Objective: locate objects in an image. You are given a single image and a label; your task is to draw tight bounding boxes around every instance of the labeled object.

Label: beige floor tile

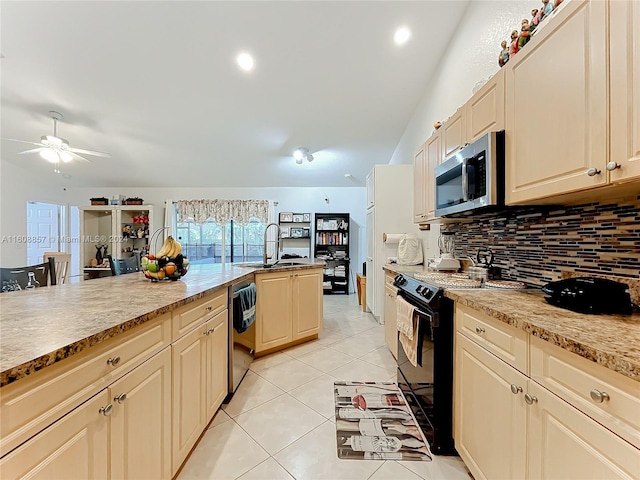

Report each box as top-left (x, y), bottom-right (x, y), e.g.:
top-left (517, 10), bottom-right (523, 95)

top-left (236, 458), bottom-right (294, 480)
top-left (329, 358), bottom-right (395, 383)
top-left (315, 331), bottom-right (346, 347)
top-left (255, 357), bottom-right (324, 391)
top-left (282, 340), bottom-right (325, 358)
top-left (222, 371), bottom-right (285, 417)
top-left (359, 346), bottom-right (398, 371)
top-left (274, 421), bottom-right (382, 480)
top-left (369, 461), bottom-right (422, 479)
top-left (234, 394), bottom-right (326, 455)
top-left (329, 337), bottom-right (379, 358)
top-left (397, 455), bottom-right (471, 480)
top-left (288, 373), bottom-right (338, 419)
top-left (297, 348), bottom-right (354, 373)
top-left (250, 352), bottom-right (292, 373)
top-left (208, 408), bottom-right (231, 429)
top-left (177, 420), bottom-right (269, 480)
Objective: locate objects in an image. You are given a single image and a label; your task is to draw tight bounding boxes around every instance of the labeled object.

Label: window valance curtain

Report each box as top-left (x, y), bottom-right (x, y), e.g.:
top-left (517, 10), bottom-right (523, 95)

top-left (176, 199), bottom-right (269, 225)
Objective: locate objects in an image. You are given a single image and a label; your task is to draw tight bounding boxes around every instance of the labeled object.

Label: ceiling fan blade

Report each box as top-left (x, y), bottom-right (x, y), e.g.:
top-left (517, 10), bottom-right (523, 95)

top-left (6, 138), bottom-right (45, 147)
top-left (18, 148), bottom-right (45, 155)
top-left (68, 151), bottom-right (91, 162)
top-left (68, 147), bottom-right (111, 158)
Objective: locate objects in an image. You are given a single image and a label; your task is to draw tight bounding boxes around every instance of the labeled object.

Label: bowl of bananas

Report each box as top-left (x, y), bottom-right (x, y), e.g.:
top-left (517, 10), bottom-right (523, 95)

top-left (142, 234), bottom-right (190, 281)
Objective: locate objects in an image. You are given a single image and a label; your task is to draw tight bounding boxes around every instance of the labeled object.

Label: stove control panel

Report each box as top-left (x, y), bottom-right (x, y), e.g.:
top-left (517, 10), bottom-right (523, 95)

top-left (393, 273), bottom-right (441, 305)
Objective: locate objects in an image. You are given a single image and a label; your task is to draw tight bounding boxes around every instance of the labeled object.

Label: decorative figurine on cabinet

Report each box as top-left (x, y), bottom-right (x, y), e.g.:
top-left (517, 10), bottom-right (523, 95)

top-left (509, 30), bottom-right (519, 57)
top-left (498, 40), bottom-right (509, 67)
top-left (540, 0), bottom-right (554, 22)
top-left (122, 224), bottom-right (132, 238)
top-left (530, 9), bottom-right (540, 33)
top-left (518, 22), bottom-right (531, 49)
top-left (554, 0), bottom-right (563, 8)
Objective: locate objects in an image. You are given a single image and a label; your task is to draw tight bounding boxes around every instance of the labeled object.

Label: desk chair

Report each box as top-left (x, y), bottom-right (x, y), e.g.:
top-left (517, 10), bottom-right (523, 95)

top-left (43, 252), bottom-right (71, 285)
top-left (107, 254), bottom-right (141, 276)
top-left (0, 257), bottom-right (56, 292)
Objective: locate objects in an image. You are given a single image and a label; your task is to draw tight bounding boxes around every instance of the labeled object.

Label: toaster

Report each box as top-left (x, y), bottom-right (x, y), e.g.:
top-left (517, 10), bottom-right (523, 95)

top-left (541, 277), bottom-right (634, 315)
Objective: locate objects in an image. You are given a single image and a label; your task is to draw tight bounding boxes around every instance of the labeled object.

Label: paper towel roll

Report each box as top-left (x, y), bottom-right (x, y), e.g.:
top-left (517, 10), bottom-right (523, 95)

top-left (382, 233), bottom-right (404, 244)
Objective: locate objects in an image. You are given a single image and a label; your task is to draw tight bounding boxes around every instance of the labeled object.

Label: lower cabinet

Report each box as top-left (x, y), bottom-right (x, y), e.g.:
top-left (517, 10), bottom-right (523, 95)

top-left (0, 348), bottom-right (172, 479)
top-left (383, 277), bottom-right (398, 359)
top-left (454, 304), bottom-right (640, 480)
top-left (255, 268), bottom-right (322, 353)
top-left (172, 308), bottom-right (228, 476)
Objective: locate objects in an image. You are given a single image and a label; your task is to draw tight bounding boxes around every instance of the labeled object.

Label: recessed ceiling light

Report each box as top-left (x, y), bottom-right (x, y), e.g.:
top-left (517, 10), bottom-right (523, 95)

top-left (236, 52), bottom-right (255, 72)
top-left (394, 26), bottom-right (411, 46)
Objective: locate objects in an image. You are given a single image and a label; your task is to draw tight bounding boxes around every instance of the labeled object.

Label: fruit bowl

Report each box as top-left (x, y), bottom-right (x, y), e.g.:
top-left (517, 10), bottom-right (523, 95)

top-left (142, 235), bottom-right (189, 281)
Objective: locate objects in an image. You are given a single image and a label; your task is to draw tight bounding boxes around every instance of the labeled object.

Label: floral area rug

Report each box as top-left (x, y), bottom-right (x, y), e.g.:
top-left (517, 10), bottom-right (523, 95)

top-left (334, 381), bottom-right (432, 461)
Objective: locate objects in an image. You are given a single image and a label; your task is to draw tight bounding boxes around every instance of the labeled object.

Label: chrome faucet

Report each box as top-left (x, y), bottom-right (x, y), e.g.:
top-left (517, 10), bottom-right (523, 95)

top-left (263, 223), bottom-right (282, 267)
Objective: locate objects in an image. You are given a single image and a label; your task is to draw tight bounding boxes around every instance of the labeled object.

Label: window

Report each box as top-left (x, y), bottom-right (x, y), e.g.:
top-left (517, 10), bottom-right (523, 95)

top-left (176, 218), bottom-right (266, 264)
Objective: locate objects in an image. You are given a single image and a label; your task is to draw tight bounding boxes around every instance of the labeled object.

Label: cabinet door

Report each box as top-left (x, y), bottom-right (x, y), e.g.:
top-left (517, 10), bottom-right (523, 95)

top-left (255, 271), bottom-right (293, 352)
top-left (413, 145), bottom-right (427, 223)
top-left (292, 269), bottom-right (323, 340)
top-left (610, 0), bottom-right (640, 184)
top-left (0, 391), bottom-right (108, 479)
top-left (527, 381), bottom-right (640, 480)
top-left (172, 324), bottom-right (207, 474)
top-left (454, 332), bottom-right (526, 480)
top-left (505, 0), bottom-right (608, 203)
top-left (466, 69), bottom-right (505, 143)
top-left (205, 309), bottom-right (228, 421)
top-left (383, 285), bottom-right (398, 359)
top-left (366, 169), bottom-right (375, 209)
top-left (110, 347), bottom-right (172, 480)
top-left (441, 107), bottom-right (466, 160)
top-left (424, 131), bottom-right (442, 219)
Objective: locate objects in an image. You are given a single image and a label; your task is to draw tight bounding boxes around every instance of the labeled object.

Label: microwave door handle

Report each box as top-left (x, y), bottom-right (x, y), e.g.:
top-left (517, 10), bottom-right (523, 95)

top-left (462, 158), bottom-right (469, 201)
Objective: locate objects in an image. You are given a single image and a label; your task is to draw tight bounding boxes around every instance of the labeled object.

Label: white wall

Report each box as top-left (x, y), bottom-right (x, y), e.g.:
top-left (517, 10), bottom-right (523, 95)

top-left (393, 0), bottom-right (537, 257)
top-left (0, 160), bottom-right (70, 266)
top-left (67, 186), bottom-right (366, 291)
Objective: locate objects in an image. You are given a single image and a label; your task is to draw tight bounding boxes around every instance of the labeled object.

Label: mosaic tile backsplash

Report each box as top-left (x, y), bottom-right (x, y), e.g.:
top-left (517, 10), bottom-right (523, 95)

top-left (442, 195), bottom-right (640, 288)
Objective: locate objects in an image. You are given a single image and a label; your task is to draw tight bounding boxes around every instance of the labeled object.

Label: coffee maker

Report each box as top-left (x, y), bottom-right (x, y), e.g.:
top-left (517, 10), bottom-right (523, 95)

top-left (432, 232), bottom-right (460, 271)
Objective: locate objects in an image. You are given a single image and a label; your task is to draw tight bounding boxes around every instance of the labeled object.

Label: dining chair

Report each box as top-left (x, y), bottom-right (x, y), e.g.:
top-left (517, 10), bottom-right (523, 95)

top-left (0, 257), bottom-right (56, 292)
top-left (107, 254), bottom-right (141, 276)
top-left (43, 252), bottom-right (71, 285)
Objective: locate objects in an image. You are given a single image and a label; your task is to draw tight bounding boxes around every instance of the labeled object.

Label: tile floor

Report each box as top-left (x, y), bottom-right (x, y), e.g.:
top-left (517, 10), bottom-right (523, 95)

top-left (178, 294), bottom-right (470, 480)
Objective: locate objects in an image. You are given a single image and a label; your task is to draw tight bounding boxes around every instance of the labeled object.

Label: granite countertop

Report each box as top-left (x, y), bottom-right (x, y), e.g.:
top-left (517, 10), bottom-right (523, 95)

top-left (382, 264), bottom-right (640, 382)
top-left (0, 261), bottom-right (325, 387)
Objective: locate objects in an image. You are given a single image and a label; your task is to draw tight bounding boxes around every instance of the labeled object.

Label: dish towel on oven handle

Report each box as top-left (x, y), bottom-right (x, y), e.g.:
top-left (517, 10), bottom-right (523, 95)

top-left (396, 296), bottom-right (420, 367)
top-left (233, 283), bottom-right (256, 333)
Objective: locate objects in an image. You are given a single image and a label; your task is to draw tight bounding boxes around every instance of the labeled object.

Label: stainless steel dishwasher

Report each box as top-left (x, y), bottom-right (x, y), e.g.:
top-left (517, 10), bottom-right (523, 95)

top-left (227, 279), bottom-right (256, 396)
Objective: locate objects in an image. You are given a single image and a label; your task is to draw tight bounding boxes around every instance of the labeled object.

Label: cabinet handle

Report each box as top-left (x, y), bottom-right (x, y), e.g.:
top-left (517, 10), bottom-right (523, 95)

top-left (204, 329), bottom-right (210, 336)
top-left (114, 393), bottom-right (127, 404)
top-left (524, 393), bottom-right (538, 405)
top-left (106, 356), bottom-right (121, 367)
top-left (589, 389), bottom-right (610, 403)
top-left (99, 404), bottom-right (113, 416)
top-left (475, 326), bottom-right (485, 334)
top-left (586, 167), bottom-right (601, 177)
top-left (206, 305), bottom-right (213, 311)
top-left (606, 161), bottom-right (621, 171)
top-left (510, 384), bottom-right (523, 395)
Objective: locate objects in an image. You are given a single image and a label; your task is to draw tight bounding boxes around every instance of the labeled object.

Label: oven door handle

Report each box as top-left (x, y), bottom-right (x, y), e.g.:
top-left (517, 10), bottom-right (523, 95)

top-left (462, 158), bottom-right (469, 202)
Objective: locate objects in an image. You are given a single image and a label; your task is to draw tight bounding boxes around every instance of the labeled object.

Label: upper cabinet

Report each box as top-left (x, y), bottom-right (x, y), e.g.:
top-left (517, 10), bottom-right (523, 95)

top-left (505, 0), bottom-right (639, 204)
top-left (441, 107), bottom-right (466, 161)
top-left (413, 144), bottom-right (427, 224)
top-left (466, 68), bottom-right (505, 144)
top-left (610, 0), bottom-right (640, 183)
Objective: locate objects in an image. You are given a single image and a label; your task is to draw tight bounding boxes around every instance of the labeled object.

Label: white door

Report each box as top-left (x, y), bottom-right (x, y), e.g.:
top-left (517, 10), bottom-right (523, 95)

top-left (365, 209), bottom-right (375, 314)
top-left (27, 202), bottom-right (62, 265)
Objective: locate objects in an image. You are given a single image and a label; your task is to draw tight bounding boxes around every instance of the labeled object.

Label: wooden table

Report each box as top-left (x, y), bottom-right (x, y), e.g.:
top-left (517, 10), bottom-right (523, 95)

top-left (356, 274), bottom-right (366, 312)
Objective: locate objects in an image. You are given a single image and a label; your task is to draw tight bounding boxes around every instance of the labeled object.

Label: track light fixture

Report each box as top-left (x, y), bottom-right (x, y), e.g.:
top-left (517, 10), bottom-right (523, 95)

top-left (293, 147), bottom-right (313, 164)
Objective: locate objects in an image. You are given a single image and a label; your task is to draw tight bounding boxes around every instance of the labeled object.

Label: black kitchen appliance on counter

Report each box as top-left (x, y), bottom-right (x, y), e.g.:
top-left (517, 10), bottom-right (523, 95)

top-left (542, 277), bottom-right (634, 315)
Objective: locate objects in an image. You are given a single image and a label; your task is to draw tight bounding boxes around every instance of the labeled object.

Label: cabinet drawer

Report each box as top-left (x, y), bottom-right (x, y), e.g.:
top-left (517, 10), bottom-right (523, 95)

top-left (531, 336), bottom-right (640, 449)
top-left (0, 313), bottom-right (170, 457)
top-left (456, 304), bottom-right (528, 373)
top-left (172, 289), bottom-right (227, 340)
top-left (385, 272), bottom-right (396, 289)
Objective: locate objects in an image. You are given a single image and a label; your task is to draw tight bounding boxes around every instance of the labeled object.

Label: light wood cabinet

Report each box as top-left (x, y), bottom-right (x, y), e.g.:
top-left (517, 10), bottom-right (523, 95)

top-left (383, 274), bottom-right (398, 359)
top-left (466, 68), bottom-right (505, 144)
top-left (413, 144), bottom-right (427, 224)
top-left (504, 0), bottom-right (609, 203)
top-left (441, 107), bottom-right (466, 161)
top-left (110, 348), bottom-right (172, 480)
top-left (255, 268), bottom-right (323, 353)
top-left (455, 303), bottom-right (640, 480)
top-left (413, 132), bottom-right (442, 225)
top-left (171, 307), bottom-right (228, 475)
top-left (610, 0), bottom-right (640, 184)
top-left (0, 391), bottom-right (109, 479)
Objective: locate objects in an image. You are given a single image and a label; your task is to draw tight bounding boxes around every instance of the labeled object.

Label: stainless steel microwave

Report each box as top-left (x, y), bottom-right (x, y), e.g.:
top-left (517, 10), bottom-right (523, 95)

top-left (434, 131), bottom-right (505, 217)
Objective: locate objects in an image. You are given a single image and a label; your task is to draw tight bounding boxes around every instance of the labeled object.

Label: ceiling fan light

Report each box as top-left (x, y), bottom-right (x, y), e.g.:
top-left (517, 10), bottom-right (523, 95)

top-left (40, 148), bottom-right (59, 163)
top-left (293, 148), bottom-right (305, 161)
top-left (306, 154), bottom-right (314, 162)
top-left (59, 151), bottom-right (73, 163)
top-left (43, 135), bottom-right (65, 147)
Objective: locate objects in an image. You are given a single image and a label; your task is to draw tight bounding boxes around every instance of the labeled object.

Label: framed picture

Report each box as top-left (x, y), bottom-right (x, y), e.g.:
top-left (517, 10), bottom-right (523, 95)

top-left (292, 214), bottom-right (304, 223)
top-left (290, 227), bottom-right (303, 238)
top-left (302, 227), bottom-right (310, 237)
top-left (279, 212), bottom-right (293, 223)
top-left (303, 213), bottom-right (311, 222)
top-left (280, 227), bottom-right (290, 238)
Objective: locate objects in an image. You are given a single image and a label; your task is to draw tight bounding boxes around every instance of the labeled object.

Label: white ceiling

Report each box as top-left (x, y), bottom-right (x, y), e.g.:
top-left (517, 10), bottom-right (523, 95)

top-left (0, 1), bottom-right (469, 188)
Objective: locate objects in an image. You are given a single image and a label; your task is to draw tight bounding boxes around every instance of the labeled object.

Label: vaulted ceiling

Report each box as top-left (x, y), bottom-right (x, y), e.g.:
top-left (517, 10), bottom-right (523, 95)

top-left (1, 1), bottom-right (469, 188)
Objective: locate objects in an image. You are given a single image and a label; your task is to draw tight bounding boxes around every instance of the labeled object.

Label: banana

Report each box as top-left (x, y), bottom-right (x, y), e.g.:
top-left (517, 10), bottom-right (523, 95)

top-left (147, 269), bottom-right (166, 280)
top-left (156, 237), bottom-right (174, 258)
top-left (169, 238), bottom-right (182, 257)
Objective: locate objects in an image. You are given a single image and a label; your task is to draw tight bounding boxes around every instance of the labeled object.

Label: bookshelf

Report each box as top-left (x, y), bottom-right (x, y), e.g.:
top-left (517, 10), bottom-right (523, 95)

top-left (278, 212), bottom-right (311, 257)
top-left (314, 213), bottom-right (349, 294)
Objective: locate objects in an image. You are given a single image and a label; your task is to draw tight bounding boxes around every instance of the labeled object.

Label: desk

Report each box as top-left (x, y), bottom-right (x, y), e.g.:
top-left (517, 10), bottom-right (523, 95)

top-left (356, 274), bottom-right (366, 312)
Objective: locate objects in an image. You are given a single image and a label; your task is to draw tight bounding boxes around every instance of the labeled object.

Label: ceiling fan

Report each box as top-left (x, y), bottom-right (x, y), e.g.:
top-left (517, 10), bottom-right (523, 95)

top-left (7, 111), bottom-right (111, 172)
